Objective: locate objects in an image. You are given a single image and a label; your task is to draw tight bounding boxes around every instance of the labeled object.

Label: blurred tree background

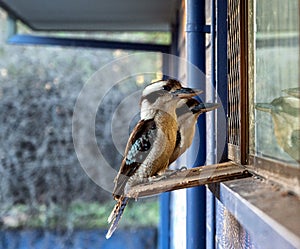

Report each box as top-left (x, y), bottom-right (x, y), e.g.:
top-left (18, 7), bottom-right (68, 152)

top-left (0, 9), bottom-right (168, 230)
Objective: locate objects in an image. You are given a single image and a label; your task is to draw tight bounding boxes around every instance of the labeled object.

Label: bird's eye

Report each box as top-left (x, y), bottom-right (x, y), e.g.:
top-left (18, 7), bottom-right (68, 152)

top-left (163, 85), bottom-right (172, 91)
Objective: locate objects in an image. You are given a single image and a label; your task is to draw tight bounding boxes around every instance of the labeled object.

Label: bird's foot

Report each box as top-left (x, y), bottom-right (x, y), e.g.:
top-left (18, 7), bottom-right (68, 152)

top-left (148, 174), bottom-right (168, 182)
top-left (149, 166), bottom-right (188, 182)
top-left (164, 166), bottom-right (187, 177)
top-left (178, 166), bottom-right (188, 172)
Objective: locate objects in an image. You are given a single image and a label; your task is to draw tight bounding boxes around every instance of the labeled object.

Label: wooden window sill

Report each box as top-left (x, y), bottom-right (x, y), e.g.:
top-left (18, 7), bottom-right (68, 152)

top-left (126, 161), bottom-right (250, 198)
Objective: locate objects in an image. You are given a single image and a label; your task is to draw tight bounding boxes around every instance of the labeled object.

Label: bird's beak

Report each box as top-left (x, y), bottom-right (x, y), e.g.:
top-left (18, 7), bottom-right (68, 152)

top-left (172, 87), bottom-right (203, 98)
top-left (255, 103), bottom-right (272, 113)
top-left (191, 103), bottom-right (219, 113)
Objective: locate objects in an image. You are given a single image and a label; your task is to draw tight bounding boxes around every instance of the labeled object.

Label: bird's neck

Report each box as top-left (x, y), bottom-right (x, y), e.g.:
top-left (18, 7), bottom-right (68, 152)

top-left (140, 107), bottom-right (157, 120)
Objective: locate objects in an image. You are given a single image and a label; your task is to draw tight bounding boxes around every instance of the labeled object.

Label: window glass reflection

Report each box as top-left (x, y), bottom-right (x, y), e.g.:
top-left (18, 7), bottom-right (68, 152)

top-left (254, 0), bottom-right (299, 165)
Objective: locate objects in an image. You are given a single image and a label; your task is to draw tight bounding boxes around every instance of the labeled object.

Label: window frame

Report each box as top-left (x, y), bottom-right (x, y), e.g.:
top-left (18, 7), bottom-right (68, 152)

top-left (210, 0), bottom-right (300, 247)
top-left (246, 0), bottom-right (300, 194)
top-left (227, 0), bottom-right (300, 187)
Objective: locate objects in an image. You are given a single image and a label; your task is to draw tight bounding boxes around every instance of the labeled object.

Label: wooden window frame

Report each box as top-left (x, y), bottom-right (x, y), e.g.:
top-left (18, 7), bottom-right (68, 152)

top-left (212, 0), bottom-right (300, 247)
top-left (244, 0), bottom-right (300, 196)
top-left (227, 0), bottom-right (300, 193)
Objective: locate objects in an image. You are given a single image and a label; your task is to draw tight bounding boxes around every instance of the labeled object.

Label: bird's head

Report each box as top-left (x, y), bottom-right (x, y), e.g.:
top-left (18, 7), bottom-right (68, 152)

top-left (176, 98), bottom-right (219, 119)
top-left (140, 79), bottom-right (202, 119)
top-left (256, 96), bottom-right (299, 116)
top-left (190, 101), bottom-right (219, 114)
top-left (141, 79), bottom-right (202, 105)
top-left (141, 79), bottom-right (202, 118)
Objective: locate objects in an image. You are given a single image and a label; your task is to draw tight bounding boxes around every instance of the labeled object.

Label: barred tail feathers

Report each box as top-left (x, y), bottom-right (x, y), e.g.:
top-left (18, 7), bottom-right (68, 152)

top-left (106, 197), bottom-right (129, 239)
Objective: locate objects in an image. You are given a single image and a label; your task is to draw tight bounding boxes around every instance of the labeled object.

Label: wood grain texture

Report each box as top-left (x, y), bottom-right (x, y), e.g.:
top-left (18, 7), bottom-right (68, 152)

top-left (126, 161), bottom-right (251, 198)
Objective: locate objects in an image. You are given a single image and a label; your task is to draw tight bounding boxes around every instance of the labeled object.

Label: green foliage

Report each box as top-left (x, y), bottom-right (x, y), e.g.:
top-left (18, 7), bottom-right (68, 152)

top-left (0, 10), bottom-right (162, 232)
top-left (0, 200), bottom-right (159, 229)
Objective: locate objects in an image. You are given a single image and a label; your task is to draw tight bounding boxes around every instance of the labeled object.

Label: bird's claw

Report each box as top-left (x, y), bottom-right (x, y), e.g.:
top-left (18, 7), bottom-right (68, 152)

top-left (148, 174), bottom-right (167, 182)
top-left (149, 166), bottom-right (188, 181)
top-left (178, 166), bottom-right (187, 171)
top-left (164, 166), bottom-right (187, 177)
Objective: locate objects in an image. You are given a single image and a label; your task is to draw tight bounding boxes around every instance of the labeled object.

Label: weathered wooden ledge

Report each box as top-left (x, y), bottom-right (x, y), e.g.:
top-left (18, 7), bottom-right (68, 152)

top-left (126, 161), bottom-right (251, 198)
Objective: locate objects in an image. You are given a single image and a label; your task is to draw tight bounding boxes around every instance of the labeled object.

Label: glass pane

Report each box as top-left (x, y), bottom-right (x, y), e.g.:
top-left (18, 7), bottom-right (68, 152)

top-left (253, 0), bottom-right (299, 166)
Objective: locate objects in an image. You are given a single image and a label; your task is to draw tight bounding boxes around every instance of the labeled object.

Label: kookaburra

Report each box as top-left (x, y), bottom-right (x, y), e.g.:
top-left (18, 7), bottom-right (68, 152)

top-left (256, 88), bottom-right (300, 163)
top-left (169, 98), bottom-right (219, 165)
top-left (106, 79), bottom-right (202, 239)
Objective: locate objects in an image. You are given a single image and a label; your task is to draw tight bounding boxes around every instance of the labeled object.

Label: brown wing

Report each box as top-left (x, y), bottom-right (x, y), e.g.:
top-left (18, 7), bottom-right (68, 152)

top-left (113, 118), bottom-right (157, 197)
